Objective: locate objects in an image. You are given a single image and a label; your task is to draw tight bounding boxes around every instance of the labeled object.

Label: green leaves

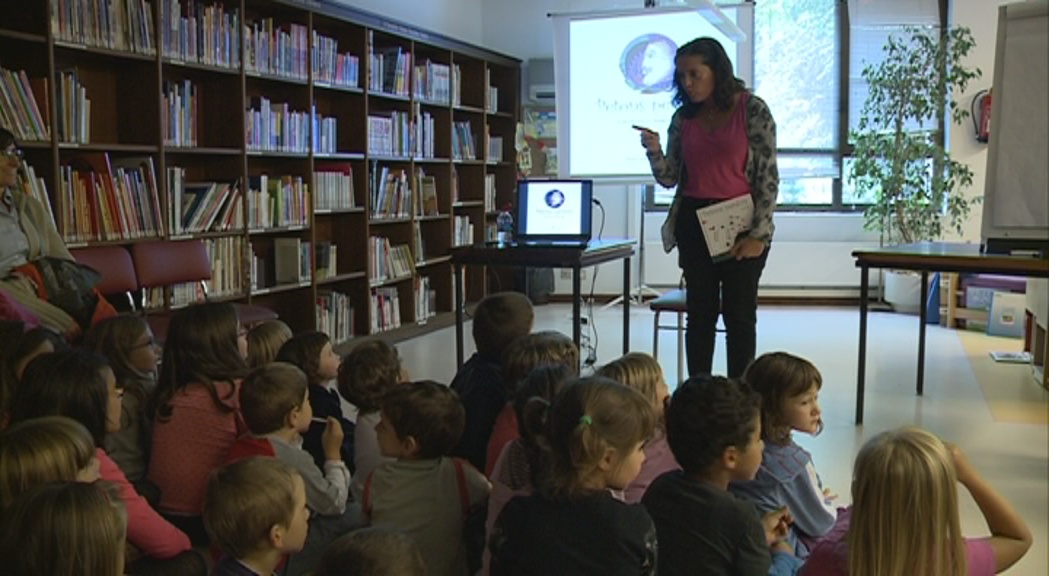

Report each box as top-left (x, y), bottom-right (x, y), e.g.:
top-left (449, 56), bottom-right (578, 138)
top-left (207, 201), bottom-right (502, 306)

top-left (850, 26), bottom-right (981, 244)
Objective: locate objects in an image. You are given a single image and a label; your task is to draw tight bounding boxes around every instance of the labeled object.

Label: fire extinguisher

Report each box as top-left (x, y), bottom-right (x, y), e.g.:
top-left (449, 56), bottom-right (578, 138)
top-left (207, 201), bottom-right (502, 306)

top-left (972, 89), bottom-right (992, 143)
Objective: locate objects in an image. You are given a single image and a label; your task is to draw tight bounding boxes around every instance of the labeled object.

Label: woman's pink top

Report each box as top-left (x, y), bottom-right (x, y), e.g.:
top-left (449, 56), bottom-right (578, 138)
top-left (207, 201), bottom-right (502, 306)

top-left (680, 92), bottom-right (751, 200)
top-left (801, 506), bottom-right (996, 576)
top-left (98, 448), bottom-right (191, 558)
top-left (623, 432), bottom-right (680, 504)
top-left (147, 380), bottom-right (245, 515)
top-left (485, 403), bottom-right (519, 477)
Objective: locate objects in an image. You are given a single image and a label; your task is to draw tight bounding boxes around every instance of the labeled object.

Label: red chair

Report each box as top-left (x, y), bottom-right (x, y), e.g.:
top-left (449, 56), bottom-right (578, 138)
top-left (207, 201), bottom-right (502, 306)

top-left (130, 240), bottom-right (277, 343)
top-left (70, 245), bottom-right (139, 311)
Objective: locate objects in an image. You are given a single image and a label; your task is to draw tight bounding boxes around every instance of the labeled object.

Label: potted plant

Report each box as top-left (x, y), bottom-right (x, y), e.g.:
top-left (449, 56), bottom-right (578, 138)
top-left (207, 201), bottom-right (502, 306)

top-left (849, 25), bottom-right (981, 312)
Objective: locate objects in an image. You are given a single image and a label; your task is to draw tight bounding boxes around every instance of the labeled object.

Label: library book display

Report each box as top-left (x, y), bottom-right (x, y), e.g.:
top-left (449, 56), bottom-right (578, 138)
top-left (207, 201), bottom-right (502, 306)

top-left (2, 0), bottom-right (520, 348)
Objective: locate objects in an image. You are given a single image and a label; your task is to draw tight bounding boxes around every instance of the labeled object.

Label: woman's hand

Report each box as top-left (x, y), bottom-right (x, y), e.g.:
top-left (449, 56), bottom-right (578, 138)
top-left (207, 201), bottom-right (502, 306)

top-left (730, 237), bottom-right (766, 260)
top-left (637, 129), bottom-right (661, 154)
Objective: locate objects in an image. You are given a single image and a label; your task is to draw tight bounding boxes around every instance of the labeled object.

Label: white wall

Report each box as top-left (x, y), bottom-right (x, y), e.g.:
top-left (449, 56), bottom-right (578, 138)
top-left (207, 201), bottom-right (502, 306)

top-left (331, 0), bottom-right (484, 45)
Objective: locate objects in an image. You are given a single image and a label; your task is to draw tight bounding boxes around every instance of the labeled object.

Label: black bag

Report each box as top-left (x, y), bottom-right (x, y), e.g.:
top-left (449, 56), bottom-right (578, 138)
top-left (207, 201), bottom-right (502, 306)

top-left (31, 256), bottom-right (102, 331)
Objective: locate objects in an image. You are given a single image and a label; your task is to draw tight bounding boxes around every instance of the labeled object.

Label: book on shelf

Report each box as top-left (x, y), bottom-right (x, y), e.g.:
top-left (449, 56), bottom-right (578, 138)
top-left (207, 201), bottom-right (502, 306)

top-left (205, 236), bottom-right (245, 297)
top-left (317, 290), bottom-right (353, 344)
top-left (51, 0), bottom-right (157, 55)
top-left (484, 174), bottom-right (496, 212)
top-left (246, 97), bottom-right (311, 153)
top-left (61, 153), bottom-right (162, 242)
top-left (18, 161), bottom-right (55, 226)
top-left (413, 59), bottom-right (451, 103)
top-left (486, 69), bottom-right (498, 113)
top-left (453, 216), bottom-right (474, 247)
top-left (413, 225), bottom-right (425, 262)
top-left (56, 69), bottom-right (90, 144)
top-left (244, 18), bottom-right (308, 79)
top-left (452, 121), bottom-right (476, 160)
top-left (162, 79), bottom-right (197, 146)
top-left (370, 286), bottom-right (402, 333)
top-left (418, 172), bottom-right (438, 216)
top-left (274, 237), bottom-right (311, 285)
top-left (369, 165), bottom-right (411, 220)
top-left (311, 31), bottom-right (359, 87)
top-left (0, 68), bottom-right (50, 141)
top-left (413, 103), bottom-right (435, 159)
top-left (161, 0), bottom-right (242, 68)
top-left (414, 275), bottom-right (436, 324)
top-left (487, 135), bottom-right (503, 164)
top-left (247, 174), bottom-right (309, 229)
top-left (314, 165), bottom-right (355, 211)
top-left (315, 242), bottom-right (337, 280)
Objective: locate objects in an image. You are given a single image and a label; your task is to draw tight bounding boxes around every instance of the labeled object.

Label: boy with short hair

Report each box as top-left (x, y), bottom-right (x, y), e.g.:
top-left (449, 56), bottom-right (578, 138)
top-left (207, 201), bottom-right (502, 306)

top-left (204, 457), bottom-right (310, 576)
top-left (451, 291), bottom-right (534, 471)
top-left (642, 375), bottom-right (801, 576)
top-left (363, 381), bottom-right (490, 576)
top-left (227, 362), bottom-right (355, 574)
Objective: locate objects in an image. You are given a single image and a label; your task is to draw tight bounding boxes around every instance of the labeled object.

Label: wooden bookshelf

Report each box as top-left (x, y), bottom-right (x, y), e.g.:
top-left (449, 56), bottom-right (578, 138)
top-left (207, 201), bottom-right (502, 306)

top-left (3, 0), bottom-right (519, 348)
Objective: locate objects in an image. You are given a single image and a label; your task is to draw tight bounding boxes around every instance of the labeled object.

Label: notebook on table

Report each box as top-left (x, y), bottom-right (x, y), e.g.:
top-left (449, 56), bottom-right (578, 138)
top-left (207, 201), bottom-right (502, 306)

top-left (514, 179), bottom-right (593, 247)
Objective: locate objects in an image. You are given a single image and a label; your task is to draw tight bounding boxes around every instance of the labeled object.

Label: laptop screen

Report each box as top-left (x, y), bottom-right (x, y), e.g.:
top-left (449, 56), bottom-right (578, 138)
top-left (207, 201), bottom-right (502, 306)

top-left (516, 179), bottom-right (593, 243)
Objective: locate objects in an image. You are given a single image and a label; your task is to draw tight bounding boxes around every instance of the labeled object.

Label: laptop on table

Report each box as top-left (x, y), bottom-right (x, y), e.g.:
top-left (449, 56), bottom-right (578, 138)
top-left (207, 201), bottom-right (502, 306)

top-left (514, 179), bottom-right (593, 248)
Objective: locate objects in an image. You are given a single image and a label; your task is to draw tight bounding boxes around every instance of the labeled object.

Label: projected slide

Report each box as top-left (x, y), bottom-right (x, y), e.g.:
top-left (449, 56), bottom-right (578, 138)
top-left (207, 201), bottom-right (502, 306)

top-left (522, 181), bottom-right (584, 236)
top-left (566, 10), bottom-right (742, 179)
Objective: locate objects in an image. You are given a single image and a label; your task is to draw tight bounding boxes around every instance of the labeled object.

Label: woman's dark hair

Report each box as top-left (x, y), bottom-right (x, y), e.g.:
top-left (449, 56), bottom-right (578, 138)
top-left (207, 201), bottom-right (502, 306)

top-left (154, 302), bottom-right (246, 420)
top-left (276, 331), bottom-right (332, 388)
top-left (1, 326), bottom-right (67, 420)
top-left (672, 37), bottom-right (747, 116)
top-left (0, 127), bottom-right (16, 150)
top-left (9, 349), bottom-right (113, 447)
top-left (665, 375), bottom-right (760, 476)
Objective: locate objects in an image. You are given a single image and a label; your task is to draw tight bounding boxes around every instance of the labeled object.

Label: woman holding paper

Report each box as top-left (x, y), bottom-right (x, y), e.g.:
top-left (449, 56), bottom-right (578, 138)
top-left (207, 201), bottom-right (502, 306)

top-left (638, 37), bottom-right (778, 378)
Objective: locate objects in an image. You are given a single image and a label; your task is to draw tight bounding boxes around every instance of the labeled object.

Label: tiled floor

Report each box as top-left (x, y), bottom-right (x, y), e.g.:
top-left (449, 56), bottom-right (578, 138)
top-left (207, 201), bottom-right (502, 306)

top-left (396, 303), bottom-right (1049, 574)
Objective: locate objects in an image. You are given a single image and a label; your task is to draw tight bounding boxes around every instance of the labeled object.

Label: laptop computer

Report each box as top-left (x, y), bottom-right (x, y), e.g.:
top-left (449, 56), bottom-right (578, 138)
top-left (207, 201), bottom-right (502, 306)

top-left (514, 179), bottom-right (593, 247)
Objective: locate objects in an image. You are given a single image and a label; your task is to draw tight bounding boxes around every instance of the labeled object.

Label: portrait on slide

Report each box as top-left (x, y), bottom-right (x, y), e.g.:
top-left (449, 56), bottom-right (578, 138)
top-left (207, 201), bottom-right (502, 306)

top-left (620, 33), bottom-right (677, 93)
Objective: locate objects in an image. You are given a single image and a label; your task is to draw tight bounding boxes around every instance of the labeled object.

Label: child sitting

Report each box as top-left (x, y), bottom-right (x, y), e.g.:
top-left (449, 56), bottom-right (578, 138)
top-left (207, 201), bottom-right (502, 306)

top-left (0, 416), bottom-right (100, 507)
top-left (485, 330), bottom-right (578, 476)
top-left (642, 375), bottom-right (800, 576)
top-left (277, 331), bottom-right (355, 470)
top-left (229, 362), bottom-right (355, 574)
top-left (596, 352), bottom-right (677, 503)
top-left (489, 377), bottom-right (657, 576)
top-left (451, 291), bottom-right (534, 471)
top-left (84, 314), bottom-right (159, 484)
top-left (337, 339), bottom-right (404, 502)
top-left (204, 457), bottom-right (311, 576)
top-left (730, 352), bottom-right (836, 556)
top-left (802, 427), bottom-right (1031, 576)
top-left (314, 526), bottom-right (426, 576)
top-left (484, 363), bottom-right (574, 574)
top-left (246, 320), bottom-right (293, 368)
top-left (0, 481), bottom-right (127, 576)
top-left (363, 380), bottom-right (490, 576)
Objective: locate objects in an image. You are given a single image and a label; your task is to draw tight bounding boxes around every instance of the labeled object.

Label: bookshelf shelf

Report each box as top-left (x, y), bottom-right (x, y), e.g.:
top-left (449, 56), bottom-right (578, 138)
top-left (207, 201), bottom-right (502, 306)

top-left (317, 271), bottom-right (367, 286)
top-left (18, 0), bottom-right (519, 335)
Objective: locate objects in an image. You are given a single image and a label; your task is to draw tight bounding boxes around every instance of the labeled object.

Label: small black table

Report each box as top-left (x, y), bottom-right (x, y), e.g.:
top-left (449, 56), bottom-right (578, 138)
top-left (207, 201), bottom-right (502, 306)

top-left (451, 239), bottom-right (636, 367)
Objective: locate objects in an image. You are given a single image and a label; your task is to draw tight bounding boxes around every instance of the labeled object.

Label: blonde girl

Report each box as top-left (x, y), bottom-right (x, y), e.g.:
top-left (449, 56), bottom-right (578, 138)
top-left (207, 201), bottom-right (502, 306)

top-left (246, 319), bottom-right (292, 368)
top-left (804, 427), bottom-right (1031, 576)
top-left (0, 481), bottom-right (128, 576)
top-left (489, 377), bottom-right (658, 575)
top-left (277, 331), bottom-right (353, 468)
top-left (84, 314), bottom-right (159, 483)
top-left (596, 352), bottom-right (677, 503)
top-left (729, 351), bottom-right (835, 555)
top-left (0, 416), bottom-right (100, 508)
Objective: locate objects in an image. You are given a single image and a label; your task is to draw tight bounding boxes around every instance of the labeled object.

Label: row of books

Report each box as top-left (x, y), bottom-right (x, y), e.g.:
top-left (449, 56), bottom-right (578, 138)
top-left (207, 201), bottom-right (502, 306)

top-left (161, 0), bottom-right (241, 68)
top-left (162, 79), bottom-right (197, 147)
top-left (245, 98), bottom-right (310, 153)
top-left (369, 166), bottom-right (411, 220)
top-left (453, 215), bottom-right (474, 247)
top-left (486, 132), bottom-right (504, 164)
top-left (452, 121), bottom-right (477, 161)
top-left (245, 19), bottom-right (308, 80)
top-left (59, 154), bottom-right (163, 243)
top-left (417, 170), bottom-right (439, 216)
top-left (414, 106), bottom-right (436, 159)
top-left (486, 70), bottom-right (499, 113)
top-left (0, 68), bottom-right (50, 142)
top-left (413, 60), bottom-right (452, 103)
top-left (314, 114), bottom-right (337, 155)
top-left (273, 237), bottom-right (312, 284)
top-left (166, 167), bottom-right (242, 235)
top-left (368, 43), bottom-right (411, 96)
top-left (312, 32), bottom-right (359, 88)
top-left (415, 276), bottom-right (436, 324)
top-left (18, 162), bottom-right (54, 225)
top-left (317, 290), bottom-right (353, 344)
top-left (247, 174), bottom-right (310, 229)
top-left (57, 70), bottom-right (91, 144)
top-left (367, 112), bottom-right (412, 158)
top-left (484, 174), bottom-right (496, 212)
top-left (51, 0), bottom-right (157, 55)
top-left (370, 287), bottom-right (401, 333)
top-left (368, 236), bottom-right (414, 283)
top-left (202, 235), bottom-right (245, 298)
top-left (314, 167), bottom-right (356, 211)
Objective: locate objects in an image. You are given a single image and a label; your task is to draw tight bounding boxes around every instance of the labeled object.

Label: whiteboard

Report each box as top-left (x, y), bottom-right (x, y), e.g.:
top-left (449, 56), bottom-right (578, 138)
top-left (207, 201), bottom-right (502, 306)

top-left (981, 1), bottom-right (1049, 244)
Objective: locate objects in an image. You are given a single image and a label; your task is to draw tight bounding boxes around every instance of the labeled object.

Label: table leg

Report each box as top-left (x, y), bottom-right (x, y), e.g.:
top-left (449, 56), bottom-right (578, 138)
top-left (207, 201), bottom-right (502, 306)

top-left (917, 270), bottom-right (928, 395)
top-left (455, 263), bottom-right (464, 369)
top-left (623, 256), bottom-right (631, 354)
top-left (856, 265), bottom-right (869, 425)
top-left (573, 265), bottom-right (582, 352)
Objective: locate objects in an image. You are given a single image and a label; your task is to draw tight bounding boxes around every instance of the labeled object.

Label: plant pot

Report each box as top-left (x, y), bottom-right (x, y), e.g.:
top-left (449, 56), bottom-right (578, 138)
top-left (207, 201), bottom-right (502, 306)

top-left (884, 270), bottom-right (923, 314)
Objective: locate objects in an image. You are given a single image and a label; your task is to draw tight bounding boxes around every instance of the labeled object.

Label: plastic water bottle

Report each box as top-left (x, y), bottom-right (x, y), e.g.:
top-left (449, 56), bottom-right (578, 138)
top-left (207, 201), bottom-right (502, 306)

top-left (496, 206), bottom-right (514, 245)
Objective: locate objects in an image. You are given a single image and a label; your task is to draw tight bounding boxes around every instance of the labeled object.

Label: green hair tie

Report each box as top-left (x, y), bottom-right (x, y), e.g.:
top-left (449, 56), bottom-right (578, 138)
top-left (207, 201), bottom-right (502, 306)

top-left (579, 415), bottom-right (593, 426)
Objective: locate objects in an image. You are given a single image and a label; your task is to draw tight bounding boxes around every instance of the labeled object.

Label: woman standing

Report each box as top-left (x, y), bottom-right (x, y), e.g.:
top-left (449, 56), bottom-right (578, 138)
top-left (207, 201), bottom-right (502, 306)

top-left (640, 37), bottom-right (778, 378)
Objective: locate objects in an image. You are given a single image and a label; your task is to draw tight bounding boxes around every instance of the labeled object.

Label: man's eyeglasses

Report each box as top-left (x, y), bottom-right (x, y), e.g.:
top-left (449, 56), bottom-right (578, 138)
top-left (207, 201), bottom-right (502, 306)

top-left (2, 148), bottom-right (24, 160)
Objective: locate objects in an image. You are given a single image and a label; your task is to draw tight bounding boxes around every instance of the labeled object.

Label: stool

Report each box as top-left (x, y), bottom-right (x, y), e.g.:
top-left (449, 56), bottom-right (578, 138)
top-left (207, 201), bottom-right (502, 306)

top-left (650, 289), bottom-right (688, 381)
